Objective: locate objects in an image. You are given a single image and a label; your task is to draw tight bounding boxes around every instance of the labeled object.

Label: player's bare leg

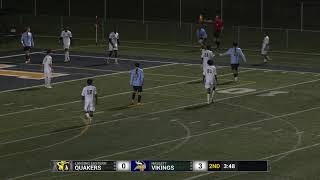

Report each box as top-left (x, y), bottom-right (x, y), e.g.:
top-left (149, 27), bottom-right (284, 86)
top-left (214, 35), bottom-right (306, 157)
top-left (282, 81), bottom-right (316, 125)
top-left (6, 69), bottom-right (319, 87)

top-left (207, 88), bottom-right (211, 104)
top-left (233, 70), bottom-right (239, 82)
top-left (25, 50), bottom-right (31, 64)
top-left (114, 51), bottom-right (119, 64)
top-left (137, 92), bottom-right (142, 105)
top-left (131, 91), bottom-right (137, 105)
top-left (64, 48), bottom-right (70, 62)
top-left (106, 51), bottom-right (112, 64)
top-left (210, 87), bottom-right (216, 104)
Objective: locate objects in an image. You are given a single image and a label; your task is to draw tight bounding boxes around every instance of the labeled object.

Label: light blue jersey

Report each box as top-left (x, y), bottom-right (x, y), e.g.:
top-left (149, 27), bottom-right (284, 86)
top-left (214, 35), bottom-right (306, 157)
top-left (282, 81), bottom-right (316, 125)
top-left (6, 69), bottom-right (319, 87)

top-left (21, 32), bottom-right (34, 47)
top-left (130, 68), bottom-right (144, 86)
top-left (221, 47), bottom-right (246, 64)
top-left (197, 28), bottom-right (208, 40)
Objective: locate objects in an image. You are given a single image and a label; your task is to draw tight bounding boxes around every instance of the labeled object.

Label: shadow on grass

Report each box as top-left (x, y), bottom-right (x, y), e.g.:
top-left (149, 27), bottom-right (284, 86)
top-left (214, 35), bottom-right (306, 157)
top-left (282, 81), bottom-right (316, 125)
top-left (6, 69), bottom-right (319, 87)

top-left (218, 81), bottom-right (234, 86)
top-left (51, 124), bottom-right (85, 133)
top-left (187, 80), bottom-right (203, 84)
top-left (108, 104), bottom-right (134, 111)
top-left (15, 87), bottom-right (42, 92)
top-left (183, 103), bottom-right (208, 111)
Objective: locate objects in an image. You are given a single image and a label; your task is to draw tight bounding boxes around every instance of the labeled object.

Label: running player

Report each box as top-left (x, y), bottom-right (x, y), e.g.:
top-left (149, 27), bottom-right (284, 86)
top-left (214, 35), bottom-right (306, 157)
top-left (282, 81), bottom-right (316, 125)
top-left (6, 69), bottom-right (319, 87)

top-left (106, 28), bottom-right (120, 64)
top-left (261, 32), bottom-right (271, 63)
top-left (205, 60), bottom-right (217, 104)
top-left (42, 49), bottom-right (53, 88)
top-left (197, 25), bottom-right (208, 48)
top-left (220, 42), bottom-right (247, 82)
top-left (21, 27), bottom-right (34, 64)
top-left (81, 79), bottom-right (98, 122)
top-left (214, 15), bottom-right (224, 50)
top-left (60, 27), bottom-right (72, 62)
top-left (201, 45), bottom-right (214, 83)
top-left (130, 63), bottom-right (144, 105)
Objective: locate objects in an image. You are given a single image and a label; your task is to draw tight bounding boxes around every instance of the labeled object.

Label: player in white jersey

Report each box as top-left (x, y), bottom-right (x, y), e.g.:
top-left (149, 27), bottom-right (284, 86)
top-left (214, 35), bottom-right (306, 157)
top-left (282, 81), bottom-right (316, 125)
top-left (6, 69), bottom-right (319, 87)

top-left (106, 28), bottom-right (120, 64)
top-left (42, 49), bottom-right (53, 88)
top-left (204, 60), bottom-right (218, 104)
top-left (60, 27), bottom-right (72, 62)
top-left (261, 32), bottom-right (271, 63)
top-left (201, 45), bottom-right (215, 83)
top-left (81, 79), bottom-right (98, 122)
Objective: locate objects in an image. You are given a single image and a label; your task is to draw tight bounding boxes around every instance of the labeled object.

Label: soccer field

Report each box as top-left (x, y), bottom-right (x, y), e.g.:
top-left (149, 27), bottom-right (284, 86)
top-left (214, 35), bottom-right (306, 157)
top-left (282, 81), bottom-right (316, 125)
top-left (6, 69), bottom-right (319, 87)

top-left (0, 44), bottom-right (320, 180)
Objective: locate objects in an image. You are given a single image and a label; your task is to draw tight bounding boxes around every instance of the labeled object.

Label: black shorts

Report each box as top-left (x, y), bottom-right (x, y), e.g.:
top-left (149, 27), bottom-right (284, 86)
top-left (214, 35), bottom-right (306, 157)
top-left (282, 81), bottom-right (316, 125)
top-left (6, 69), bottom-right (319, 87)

top-left (24, 46), bottom-right (32, 51)
top-left (133, 86), bottom-right (143, 92)
top-left (231, 64), bottom-right (239, 71)
top-left (214, 31), bottom-right (221, 38)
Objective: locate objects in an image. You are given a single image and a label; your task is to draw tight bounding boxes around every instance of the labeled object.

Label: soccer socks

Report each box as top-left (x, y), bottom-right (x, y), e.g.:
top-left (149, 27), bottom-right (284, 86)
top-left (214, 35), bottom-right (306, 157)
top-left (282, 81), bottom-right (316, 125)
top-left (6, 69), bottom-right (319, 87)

top-left (44, 77), bottom-right (48, 87)
top-left (207, 94), bottom-right (210, 104)
top-left (47, 77), bottom-right (51, 87)
top-left (65, 51), bottom-right (70, 62)
top-left (210, 90), bottom-right (215, 103)
top-left (114, 58), bottom-right (118, 64)
top-left (138, 95), bottom-right (142, 103)
top-left (132, 93), bottom-right (136, 100)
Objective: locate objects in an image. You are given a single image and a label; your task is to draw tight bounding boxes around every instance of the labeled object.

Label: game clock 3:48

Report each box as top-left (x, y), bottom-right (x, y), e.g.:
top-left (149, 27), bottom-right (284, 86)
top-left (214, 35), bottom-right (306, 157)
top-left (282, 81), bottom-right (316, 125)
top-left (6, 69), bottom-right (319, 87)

top-left (221, 161), bottom-right (238, 171)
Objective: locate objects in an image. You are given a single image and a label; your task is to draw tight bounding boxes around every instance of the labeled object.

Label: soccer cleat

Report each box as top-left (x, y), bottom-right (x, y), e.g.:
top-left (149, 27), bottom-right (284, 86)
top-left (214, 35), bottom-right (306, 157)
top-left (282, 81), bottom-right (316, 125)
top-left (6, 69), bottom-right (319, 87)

top-left (137, 102), bottom-right (143, 106)
top-left (47, 86), bottom-right (53, 89)
top-left (234, 77), bottom-right (238, 82)
top-left (264, 59), bottom-right (268, 63)
top-left (25, 60), bottom-right (30, 64)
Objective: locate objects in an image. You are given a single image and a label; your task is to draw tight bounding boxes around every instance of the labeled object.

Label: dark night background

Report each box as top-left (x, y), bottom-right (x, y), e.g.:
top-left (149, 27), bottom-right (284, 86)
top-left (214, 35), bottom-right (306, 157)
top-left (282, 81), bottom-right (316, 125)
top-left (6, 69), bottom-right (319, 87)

top-left (0, 0), bottom-right (320, 29)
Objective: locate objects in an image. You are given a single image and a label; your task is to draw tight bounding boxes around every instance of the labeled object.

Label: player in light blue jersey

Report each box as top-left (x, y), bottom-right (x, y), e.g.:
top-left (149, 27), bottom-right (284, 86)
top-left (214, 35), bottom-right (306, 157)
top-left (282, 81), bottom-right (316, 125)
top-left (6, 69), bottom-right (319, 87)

top-left (220, 42), bottom-right (247, 81)
top-left (130, 63), bottom-right (144, 105)
top-left (21, 27), bottom-right (34, 64)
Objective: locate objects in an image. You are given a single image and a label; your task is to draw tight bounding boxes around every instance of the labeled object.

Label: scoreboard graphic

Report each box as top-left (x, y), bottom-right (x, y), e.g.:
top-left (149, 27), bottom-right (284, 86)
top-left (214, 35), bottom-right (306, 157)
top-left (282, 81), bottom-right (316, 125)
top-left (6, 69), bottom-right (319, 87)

top-left (52, 160), bottom-right (269, 172)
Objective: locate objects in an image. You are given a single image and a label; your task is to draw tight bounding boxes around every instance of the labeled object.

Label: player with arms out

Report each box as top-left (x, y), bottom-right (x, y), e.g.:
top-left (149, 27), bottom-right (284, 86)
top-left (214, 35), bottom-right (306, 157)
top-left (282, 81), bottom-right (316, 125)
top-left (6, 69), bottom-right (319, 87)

top-left (42, 49), bottom-right (53, 88)
top-left (220, 42), bottom-right (246, 82)
top-left (60, 27), bottom-right (72, 62)
top-left (81, 79), bottom-right (98, 122)
top-left (106, 28), bottom-right (120, 64)
top-left (214, 15), bottom-right (224, 50)
top-left (205, 60), bottom-right (218, 104)
top-left (201, 45), bottom-right (215, 83)
top-left (261, 32), bottom-right (271, 63)
top-left (21, 26), bottom-right (34, 64)
top-left (130, 63), bottom-right (144, 105)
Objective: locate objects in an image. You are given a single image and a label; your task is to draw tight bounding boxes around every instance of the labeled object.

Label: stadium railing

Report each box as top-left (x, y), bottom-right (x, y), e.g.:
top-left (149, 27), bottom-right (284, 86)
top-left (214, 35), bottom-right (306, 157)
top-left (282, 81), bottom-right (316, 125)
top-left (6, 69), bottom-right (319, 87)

top-left (1, 15), bottom-right (320, 54)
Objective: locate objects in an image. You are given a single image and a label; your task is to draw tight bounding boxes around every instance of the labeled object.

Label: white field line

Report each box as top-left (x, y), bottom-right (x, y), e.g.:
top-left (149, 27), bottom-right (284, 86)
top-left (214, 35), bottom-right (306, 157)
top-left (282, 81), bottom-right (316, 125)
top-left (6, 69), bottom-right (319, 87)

top-left (210, 123), bottom-right (221, 127)
top-left (152, 119), bottom-right (191, 158)
top-left (7, 106), bottom-right (320, 180)
top-left (1, 77), bottom-right (319, 145)
top-left (0, 115), bottom-right (90, 159)
top-left (0, 69), bottom-right (255, 118)
top-left (0, 80), bottom-right (256, 134)
top-left (0, 62), bottom-right (176, 94)
top-left (190, 121), bottom-right (201, 124)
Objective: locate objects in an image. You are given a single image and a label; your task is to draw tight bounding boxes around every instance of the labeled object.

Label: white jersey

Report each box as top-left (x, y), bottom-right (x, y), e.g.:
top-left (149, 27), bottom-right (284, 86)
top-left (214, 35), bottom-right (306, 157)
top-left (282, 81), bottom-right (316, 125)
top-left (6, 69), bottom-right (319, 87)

top-left (42, 55), bottom-right (52, 73)
top-left (205, 65), bottom-right (217, 89)
top-left (201, 50), bottom-right (214, 74)
top-left (109, 32), bottom-right (119, 45)
top-left (82, 85), bottom-right (97, 103)
top-left (261, 36), bottom-right (270, 54)
top-left (60, 30), bottom-right (72, 46)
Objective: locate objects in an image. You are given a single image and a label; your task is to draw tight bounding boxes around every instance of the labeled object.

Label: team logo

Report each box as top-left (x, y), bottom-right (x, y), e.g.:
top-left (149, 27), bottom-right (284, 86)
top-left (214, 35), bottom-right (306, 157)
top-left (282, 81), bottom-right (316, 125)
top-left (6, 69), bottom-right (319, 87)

top-left (53, 160), bottom-right (72, 172)
top-left (133, 161), bottom-right (147, 172)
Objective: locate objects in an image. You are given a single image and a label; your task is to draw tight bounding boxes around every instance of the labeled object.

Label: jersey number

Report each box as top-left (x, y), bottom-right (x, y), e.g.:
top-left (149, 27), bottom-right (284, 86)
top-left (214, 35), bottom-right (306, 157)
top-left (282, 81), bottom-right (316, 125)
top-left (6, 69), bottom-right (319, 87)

top-left (87, 90), bottom-right (93, 95)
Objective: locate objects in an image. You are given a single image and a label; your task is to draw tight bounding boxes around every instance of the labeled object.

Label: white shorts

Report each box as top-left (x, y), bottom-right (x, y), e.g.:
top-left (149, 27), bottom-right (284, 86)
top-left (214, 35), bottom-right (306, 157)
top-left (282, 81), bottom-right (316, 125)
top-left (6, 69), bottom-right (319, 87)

top-left (63, 43), bottom-right (70, 49)
top-left (84, 101), bottom-right (95, 112)
top-left (109, 43), bottom-right (118, 51)
top-left (261, 46), bottom-right (269, 55)
top-left (44, 72), bottom-right (52, 78)
top-left (205, 81), bottom-right (215, 89)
